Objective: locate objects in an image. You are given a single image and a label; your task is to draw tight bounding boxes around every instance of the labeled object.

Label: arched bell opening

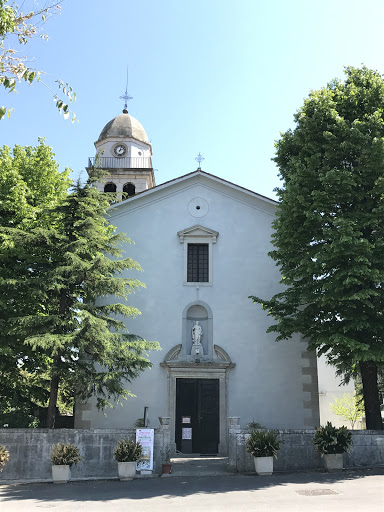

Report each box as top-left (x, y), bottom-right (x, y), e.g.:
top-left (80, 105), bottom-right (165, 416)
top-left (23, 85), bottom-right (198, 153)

top-left (104, 182), bottom-right (117, 193)
top-left (123, 182), bottom-right (136, 198)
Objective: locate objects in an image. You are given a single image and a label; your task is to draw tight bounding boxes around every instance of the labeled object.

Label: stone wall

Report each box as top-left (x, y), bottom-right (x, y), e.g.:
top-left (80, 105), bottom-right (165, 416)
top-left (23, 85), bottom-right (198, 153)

top-left (1, 420), bottom-right (383, 482)
top-left (0, 419), bottom-right (170, 483)
top-left (228, 418), bottom-right (384, 472)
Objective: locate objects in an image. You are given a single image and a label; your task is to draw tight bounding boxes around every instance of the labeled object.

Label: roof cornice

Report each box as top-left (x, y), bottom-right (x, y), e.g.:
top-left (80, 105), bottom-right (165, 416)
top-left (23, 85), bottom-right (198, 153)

top-left (108, 169), bottom-right (278, 212)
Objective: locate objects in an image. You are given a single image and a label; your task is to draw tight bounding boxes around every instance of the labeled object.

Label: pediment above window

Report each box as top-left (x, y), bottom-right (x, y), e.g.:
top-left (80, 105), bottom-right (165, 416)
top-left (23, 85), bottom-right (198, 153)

top-left (177, 225), bottom-right (219, 244)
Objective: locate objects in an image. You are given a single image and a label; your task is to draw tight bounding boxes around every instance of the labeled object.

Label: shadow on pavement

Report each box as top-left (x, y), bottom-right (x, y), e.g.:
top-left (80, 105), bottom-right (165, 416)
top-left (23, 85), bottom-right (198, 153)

top-left (0, 468), bottom-right (383, 504)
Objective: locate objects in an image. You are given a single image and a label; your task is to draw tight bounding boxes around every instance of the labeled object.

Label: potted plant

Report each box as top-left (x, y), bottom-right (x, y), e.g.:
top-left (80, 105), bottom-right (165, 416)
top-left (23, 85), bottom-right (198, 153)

top-left (50, 443), bottom-right (82, 484)
top-left (114, 438), bottom-right (143, 481)
top-left (246, 429), bottom-right (281, 475)
top-left (313, 422), bottom-right (352, 471)
top-left (0, 445), bottom-right (10, 473)
top-left (160, 444), bottom-right (172, 475)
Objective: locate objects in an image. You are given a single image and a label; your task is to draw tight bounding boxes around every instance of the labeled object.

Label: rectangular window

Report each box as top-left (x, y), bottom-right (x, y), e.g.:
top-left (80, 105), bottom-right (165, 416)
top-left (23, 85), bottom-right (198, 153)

top-left (187, 244), bottom-right (209, 282)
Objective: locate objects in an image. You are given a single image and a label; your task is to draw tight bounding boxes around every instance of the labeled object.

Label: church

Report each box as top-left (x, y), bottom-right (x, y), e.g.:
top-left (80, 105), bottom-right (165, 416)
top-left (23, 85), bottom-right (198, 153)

top-left (74, 106), bottom-right (323, 455)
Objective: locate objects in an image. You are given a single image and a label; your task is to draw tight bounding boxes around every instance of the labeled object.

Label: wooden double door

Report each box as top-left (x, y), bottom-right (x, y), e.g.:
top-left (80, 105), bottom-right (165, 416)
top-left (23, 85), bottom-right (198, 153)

top-left (175, 378), bottom-right (219, 454)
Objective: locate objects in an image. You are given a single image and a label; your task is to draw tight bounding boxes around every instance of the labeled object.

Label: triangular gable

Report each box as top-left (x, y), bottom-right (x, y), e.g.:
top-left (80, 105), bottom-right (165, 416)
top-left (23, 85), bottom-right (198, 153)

top-left (109, 170), bottom-right (278, 213)
top-left (177, 225), bottom-right (219, 243)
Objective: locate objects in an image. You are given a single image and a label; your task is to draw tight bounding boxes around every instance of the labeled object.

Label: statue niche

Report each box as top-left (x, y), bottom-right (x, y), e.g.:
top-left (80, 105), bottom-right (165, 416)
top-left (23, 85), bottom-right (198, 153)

top-left (191, 320), bottom-right (203, 359)
top-left (161, 300), bottom-right (234, 367)
top-left (185, 304), bottom-right (210, 359)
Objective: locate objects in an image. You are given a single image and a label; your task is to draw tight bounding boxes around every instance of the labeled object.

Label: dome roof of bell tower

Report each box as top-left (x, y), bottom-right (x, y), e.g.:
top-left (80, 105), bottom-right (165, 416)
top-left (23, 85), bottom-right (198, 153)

top-left (96, 110), bottom-right (149, 144)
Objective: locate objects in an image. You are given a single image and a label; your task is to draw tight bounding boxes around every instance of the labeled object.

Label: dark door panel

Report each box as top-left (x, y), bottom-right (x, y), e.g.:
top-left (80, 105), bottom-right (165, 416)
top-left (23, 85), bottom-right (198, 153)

top-left (175, 378), bottom-right (219, 454)
top-left (198, 379), bottom-right (219, 454)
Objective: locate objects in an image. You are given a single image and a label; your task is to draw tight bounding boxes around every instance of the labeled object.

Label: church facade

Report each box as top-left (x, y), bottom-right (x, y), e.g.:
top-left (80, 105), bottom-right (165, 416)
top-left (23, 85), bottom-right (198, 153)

top-left (74, 109), bottom-right (321, 454)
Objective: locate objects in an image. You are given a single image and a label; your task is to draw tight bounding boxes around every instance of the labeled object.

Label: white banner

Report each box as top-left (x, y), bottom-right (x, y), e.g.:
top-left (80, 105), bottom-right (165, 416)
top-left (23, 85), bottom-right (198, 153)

top-left (136, 428), bottom-right (154, 471)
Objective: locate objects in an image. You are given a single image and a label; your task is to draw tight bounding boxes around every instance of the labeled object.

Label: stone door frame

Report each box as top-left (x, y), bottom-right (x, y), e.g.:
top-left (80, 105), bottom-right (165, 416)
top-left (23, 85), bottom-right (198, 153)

top-left (161, 356), bottom-right (234, 456)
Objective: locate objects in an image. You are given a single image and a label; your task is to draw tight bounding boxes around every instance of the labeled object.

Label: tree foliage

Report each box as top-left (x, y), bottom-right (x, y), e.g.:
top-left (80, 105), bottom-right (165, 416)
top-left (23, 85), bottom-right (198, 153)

top-left (2, 169), bottom-right (159, 427)
top-left (0, 139), bottom-right (71, 425)
top-left (0, 138), bottom-right (72, 227)
top-left (330, 393), bottom-right (364, 429)
top-left (0, 0), bottom-right (76, 120)
top-left (250, 66), bottom-right (384, 429)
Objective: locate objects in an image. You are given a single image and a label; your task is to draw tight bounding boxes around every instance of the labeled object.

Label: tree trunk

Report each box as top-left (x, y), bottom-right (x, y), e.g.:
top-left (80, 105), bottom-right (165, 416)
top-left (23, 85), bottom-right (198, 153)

top-left (359, 360), bottom-right (383, 430)
top-left (46, 291), bottom-right (67, 429)
top-left (46, 354), bottom-right (60, 429)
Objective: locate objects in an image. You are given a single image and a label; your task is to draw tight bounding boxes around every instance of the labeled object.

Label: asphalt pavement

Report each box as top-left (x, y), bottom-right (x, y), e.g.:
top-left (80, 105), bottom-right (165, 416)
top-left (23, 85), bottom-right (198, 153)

top-left (1, 468), bottom-right (383, 512)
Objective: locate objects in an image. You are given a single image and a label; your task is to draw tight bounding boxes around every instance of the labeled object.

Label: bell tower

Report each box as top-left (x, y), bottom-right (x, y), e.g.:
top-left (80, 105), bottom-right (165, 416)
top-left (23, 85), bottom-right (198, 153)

top-left (88, 104), bottom-right (155, 199)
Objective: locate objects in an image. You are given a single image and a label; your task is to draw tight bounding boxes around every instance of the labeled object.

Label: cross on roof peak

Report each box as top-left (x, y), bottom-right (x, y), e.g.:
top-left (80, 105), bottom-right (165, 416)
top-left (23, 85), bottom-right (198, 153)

top-left (195, 152), bottom-right (205, 170)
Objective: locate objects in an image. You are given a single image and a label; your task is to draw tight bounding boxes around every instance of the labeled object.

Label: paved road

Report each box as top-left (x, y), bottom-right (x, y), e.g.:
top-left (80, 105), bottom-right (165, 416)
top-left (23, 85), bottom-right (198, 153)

top-left (1, 469), bottom-right (383, 512)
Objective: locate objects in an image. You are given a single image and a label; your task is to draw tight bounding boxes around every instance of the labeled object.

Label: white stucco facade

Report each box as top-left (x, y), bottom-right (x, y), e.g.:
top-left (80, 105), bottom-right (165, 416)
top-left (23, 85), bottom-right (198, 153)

top-left (75, 110), bottom-right (321, 454)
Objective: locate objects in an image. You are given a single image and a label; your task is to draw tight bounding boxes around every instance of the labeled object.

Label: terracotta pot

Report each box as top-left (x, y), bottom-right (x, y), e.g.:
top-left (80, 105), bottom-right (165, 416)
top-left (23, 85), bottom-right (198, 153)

top-left (162, 463), bottom-right (172, 474)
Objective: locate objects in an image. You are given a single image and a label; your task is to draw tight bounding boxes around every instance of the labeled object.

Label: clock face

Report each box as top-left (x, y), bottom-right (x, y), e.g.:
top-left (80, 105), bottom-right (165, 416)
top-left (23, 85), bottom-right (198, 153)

top-left (113, 144), bottom-right (127, 157)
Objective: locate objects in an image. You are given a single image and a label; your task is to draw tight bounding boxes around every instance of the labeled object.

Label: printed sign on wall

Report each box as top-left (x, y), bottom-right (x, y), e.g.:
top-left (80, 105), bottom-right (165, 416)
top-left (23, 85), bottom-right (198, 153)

top-left (136, 428), bottom-right (154, 471)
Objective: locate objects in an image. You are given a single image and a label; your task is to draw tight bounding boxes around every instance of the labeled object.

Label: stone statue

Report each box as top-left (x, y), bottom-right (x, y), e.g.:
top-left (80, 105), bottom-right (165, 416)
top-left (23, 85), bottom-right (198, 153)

top-left (192, 321), bottom-right (203, 345)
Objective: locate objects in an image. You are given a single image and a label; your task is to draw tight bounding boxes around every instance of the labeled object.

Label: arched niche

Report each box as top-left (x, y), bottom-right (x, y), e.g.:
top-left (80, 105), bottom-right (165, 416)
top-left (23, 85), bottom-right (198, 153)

top-left (182, 300), bottom-right (213, 359)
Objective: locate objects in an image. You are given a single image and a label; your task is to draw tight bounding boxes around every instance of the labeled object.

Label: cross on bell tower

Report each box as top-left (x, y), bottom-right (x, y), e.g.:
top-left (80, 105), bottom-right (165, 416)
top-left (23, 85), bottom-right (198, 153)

top-left (119, 68), bottom-right (133, 112)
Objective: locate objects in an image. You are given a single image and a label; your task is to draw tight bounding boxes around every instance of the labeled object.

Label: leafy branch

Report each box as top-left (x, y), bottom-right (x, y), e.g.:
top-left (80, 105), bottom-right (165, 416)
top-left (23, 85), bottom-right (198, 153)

top-left (0, 0), bottom-right (77, 120)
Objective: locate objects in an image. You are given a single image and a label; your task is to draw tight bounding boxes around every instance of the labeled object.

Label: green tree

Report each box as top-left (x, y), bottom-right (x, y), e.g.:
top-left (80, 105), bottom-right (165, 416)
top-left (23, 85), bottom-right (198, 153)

top-left (3, 171), bottom-right (159, 428)
top-left (0, 139), bottom-right (72, 228)
top-left (330, 393), bottom-right (364, 429)
top-left (250, 66), bottom-right (384, 430)
top-left (0, 0), bottom-right (76, 120)
top-left (0, 139), bottom-right (71, 425)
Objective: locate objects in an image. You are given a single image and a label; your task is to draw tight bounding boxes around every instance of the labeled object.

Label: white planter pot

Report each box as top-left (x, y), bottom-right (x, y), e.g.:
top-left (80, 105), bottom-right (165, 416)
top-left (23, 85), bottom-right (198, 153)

top-left (118, 461), bottom-right (137, 481)
top-left (323, 453), bottom-right (343, 471)
top-left (253, 456), bottom-right (274, 475)
top-left (52, 464), bottom-right (71, 484)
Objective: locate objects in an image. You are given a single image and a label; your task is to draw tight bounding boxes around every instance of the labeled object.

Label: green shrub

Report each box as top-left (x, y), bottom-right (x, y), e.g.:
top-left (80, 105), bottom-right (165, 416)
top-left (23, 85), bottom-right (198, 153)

top-left (113, 439), bottom-right (143, 462)
top-left (0, 445), bottom-right (10, 472)
top-left (50, 443), bottom-right (82, 466)
top-left (313, 422), bottom-right (353, 455)
top-left (247, 421), bottom-right (266, 430)
top-left (246, 429), bottom-right (281, 459)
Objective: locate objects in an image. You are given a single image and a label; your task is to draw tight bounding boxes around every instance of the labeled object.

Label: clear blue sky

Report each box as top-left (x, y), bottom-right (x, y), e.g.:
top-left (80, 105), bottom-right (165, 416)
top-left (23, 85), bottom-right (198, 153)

top-left (2, 0), bottom-right (384, 199)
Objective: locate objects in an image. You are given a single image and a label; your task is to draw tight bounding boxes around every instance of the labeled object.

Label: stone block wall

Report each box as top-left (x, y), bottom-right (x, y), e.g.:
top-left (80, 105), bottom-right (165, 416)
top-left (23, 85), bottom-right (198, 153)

top-left (228, 418), bottom-right (384, 472)
top-left (344, 430), bottom-right (384, 468)
top-left (0, 420), bottom-right (171, 483)
top-left (1, 420), bottom-right (383, 482)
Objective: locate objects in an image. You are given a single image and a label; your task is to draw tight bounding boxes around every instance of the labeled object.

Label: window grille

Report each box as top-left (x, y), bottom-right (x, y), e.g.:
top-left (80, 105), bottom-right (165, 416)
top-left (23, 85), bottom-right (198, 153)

top-left (187, 244), bottom-right (209, 282)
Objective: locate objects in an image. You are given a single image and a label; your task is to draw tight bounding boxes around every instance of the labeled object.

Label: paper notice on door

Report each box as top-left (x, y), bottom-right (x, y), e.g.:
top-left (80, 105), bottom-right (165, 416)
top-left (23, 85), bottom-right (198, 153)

top-left (182, 427), bottom-right (192, 440)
